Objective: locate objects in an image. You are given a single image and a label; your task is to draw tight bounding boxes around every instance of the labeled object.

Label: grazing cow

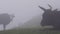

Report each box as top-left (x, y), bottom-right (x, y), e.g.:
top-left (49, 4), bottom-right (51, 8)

top-left (39, 4), bottom-right (60, 30)
top-left (0, 13), bottom-right (15, 30)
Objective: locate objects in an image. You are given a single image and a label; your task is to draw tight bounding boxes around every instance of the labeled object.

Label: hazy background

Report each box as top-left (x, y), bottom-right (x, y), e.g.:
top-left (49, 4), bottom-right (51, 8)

top-left (0, 0), bottom-right (60, 30)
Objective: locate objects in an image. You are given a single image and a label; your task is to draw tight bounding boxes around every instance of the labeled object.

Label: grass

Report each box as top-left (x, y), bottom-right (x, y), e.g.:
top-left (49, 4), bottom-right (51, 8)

top-left (0, 28), bottom-right (40, 34)
top-left (0, 28), bottom-right (60, 34)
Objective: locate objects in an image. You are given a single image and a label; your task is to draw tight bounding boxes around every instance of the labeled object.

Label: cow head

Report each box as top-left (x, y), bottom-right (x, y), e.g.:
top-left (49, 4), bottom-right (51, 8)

top-left (9, 14), bottom-right (15, 21)
top-left (38, 4), bottom-right (56, 26)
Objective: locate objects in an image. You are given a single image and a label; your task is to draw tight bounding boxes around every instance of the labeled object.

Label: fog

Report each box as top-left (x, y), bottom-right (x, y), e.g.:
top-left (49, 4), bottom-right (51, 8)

top-left (0, 0), bottom-right (60, 30)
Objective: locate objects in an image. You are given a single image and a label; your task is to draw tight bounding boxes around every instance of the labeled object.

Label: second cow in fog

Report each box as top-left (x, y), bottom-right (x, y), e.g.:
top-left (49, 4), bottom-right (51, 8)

top-left (0, 13), bottom-right (15, 30)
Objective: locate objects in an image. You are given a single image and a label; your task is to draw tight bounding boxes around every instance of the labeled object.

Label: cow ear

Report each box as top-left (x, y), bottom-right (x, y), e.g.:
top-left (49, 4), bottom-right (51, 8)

top-left (38, 6), bottom-right (46, 11)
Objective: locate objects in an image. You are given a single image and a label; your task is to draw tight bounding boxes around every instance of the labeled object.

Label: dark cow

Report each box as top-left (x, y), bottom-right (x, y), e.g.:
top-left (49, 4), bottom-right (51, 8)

top-left (0, 13), bottom-right (15, 30)
top-left (39, 4), bottom-right (60, 30)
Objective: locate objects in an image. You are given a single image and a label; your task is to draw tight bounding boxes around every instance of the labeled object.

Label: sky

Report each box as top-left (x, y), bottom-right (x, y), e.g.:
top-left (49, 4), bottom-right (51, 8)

top-left (0, 0), bottom-right (60, 30)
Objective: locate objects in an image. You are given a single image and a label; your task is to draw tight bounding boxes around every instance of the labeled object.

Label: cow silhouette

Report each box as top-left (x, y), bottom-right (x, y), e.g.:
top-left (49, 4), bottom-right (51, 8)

top-left (0, 13), bottom-right (15, 30)
top-left (39, 4), bottom-right (60, 30)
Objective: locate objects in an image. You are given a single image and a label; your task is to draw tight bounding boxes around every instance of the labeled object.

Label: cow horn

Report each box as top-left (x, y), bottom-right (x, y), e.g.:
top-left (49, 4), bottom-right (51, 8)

top-left (38, 6), bottom-right (46, 11)
top-left (48, 4), bottom-right (52, 10)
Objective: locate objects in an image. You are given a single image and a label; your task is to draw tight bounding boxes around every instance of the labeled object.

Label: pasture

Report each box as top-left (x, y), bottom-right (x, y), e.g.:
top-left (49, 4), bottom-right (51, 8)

top-left (0, 28), bottom-right (60, 34)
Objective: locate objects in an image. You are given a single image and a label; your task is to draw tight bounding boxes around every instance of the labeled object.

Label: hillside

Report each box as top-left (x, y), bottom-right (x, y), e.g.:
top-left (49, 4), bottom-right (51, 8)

top-left (20, 15), bottom-right (42, 28)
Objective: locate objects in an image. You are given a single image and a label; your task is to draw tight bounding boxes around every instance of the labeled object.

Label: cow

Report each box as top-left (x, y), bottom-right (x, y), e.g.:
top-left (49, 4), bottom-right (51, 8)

top-left (39, 4), bottom-right (60, 30)
top-left (0, 13), bottom-right (15, 31)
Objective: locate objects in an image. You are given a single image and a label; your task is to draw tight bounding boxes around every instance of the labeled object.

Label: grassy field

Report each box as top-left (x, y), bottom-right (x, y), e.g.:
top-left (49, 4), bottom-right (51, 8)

top-left (0, 28), bottom-right (40, 34)
top-left (0, 28), bottom-right (60, 34)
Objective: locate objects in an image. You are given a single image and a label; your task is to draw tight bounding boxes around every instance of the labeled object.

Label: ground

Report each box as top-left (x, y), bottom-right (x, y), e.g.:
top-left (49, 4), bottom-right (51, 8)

top-left (0, 28), bottom-right (60, 34)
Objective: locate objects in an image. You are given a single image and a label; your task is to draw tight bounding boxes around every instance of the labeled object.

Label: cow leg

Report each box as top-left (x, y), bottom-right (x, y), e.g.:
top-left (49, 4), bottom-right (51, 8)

top-left (3, 24), bottom-right (6, 31)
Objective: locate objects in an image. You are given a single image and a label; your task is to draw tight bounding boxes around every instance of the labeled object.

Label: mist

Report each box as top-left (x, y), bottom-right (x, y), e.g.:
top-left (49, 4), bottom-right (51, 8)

top-left (0, 0), bottom-right (60, 30)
